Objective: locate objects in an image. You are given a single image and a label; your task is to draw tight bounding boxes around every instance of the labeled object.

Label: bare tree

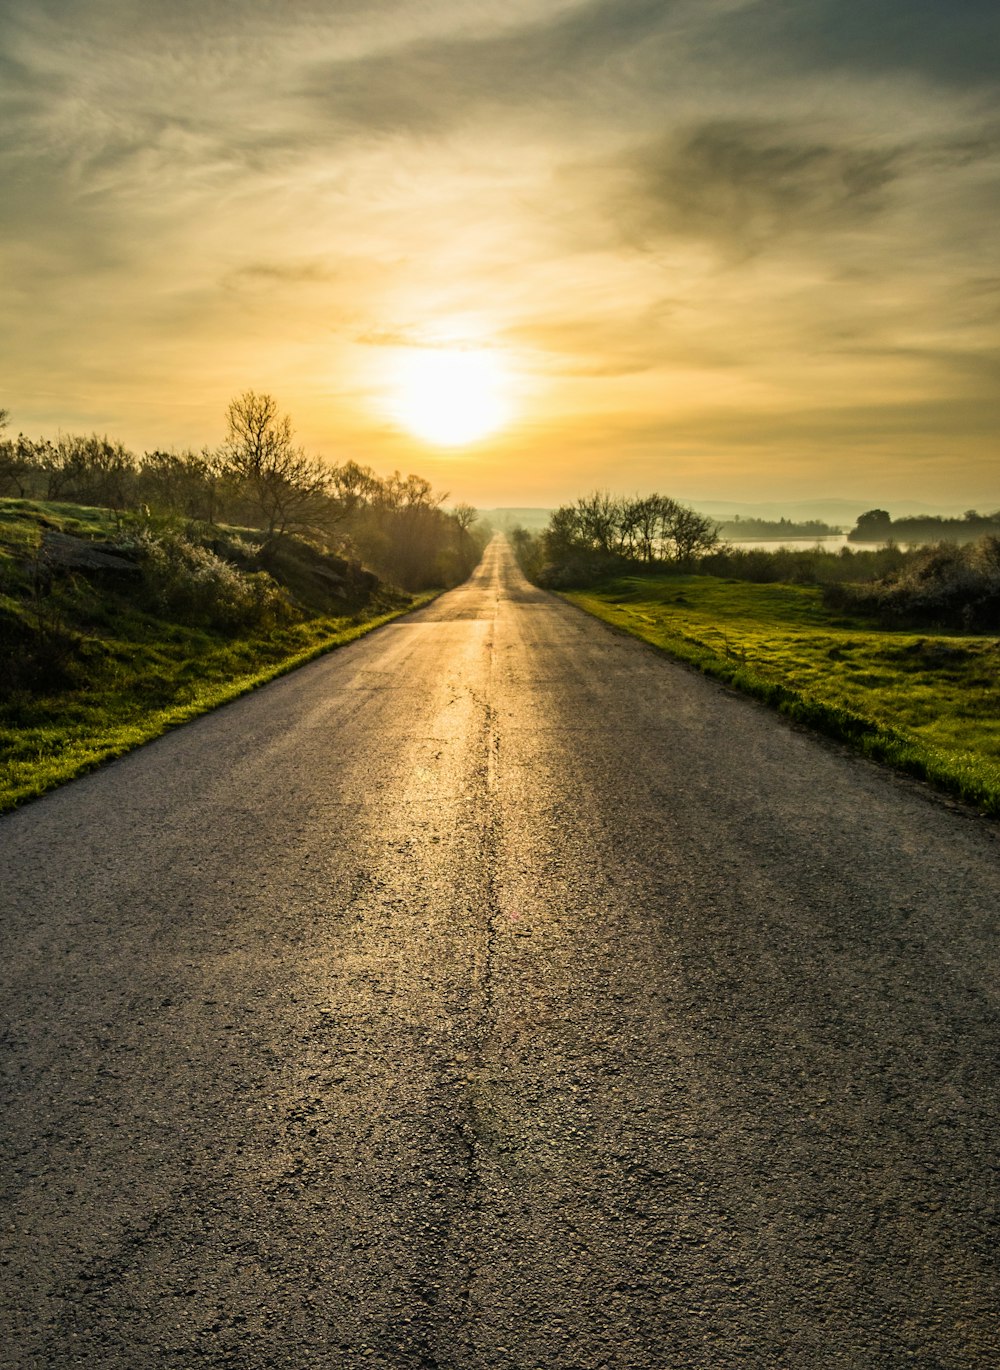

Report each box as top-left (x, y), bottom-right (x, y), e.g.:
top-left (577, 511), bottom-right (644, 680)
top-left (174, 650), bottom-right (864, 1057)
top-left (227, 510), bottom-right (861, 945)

top-left (0, 410), bottom-right (21, 496)
top-left (220, 391), bottom-right (330, 542)
top-left (665, 504), bottom-right (719, 566)
top-left (544, 504), bottom-right (584, 559)
top-left (41, 435), bottom-right (136, 509)
top-left (0, 411), bottom-right (29, 497)
top-left (449, 502), bottom-right (480, 571)
top-left (375, 471), bottom-right (443, 511)
top-left (329, 460), bottom-right (381, 514)
top-left (451, 502), bottom-right (479, 535)
top-left (138, 448), bottom-right (227, 523)
top-left (629, 494), bottom-right (675, 562)
top-left (575, 490), bottom-right (618, 554)
top-left (0, 433), bottom-right (47, 499)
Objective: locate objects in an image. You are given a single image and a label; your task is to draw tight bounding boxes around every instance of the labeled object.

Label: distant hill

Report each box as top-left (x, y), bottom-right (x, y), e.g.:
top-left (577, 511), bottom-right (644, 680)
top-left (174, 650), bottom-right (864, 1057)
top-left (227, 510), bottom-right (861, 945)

top-left (478, 507), bottom-right (553, 532)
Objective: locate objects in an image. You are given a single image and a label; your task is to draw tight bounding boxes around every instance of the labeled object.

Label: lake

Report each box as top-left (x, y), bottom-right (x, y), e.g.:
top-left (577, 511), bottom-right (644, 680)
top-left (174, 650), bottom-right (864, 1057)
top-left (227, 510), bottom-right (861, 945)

top-left (729, 535), bottom-right (851, 552)
top-left (726, 535), bottom-right (932, 553)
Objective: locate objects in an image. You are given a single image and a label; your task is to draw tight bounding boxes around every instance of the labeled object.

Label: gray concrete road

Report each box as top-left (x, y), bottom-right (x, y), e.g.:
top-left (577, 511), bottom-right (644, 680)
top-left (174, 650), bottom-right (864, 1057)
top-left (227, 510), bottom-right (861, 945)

top-left (1, 536), bottom-right (998, 1369)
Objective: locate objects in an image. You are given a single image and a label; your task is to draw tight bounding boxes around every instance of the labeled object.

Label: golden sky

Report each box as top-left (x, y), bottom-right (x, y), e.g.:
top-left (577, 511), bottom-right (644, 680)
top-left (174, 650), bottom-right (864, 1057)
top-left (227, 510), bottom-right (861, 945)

top-left (1, 0), bottom-right (998, 508)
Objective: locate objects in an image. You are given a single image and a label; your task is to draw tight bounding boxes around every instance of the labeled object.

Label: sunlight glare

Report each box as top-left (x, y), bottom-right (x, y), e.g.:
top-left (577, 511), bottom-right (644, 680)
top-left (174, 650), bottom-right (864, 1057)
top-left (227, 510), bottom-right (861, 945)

top-left (389, 347), bottom-right (512, 446)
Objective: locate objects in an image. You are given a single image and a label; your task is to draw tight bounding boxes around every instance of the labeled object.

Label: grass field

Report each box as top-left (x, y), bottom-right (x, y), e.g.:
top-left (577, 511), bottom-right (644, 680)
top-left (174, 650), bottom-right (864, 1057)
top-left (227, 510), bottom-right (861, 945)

top-left (0, 501), bottom-right (435, 813)
top-left (564, 574), bottom-right (1000, 816)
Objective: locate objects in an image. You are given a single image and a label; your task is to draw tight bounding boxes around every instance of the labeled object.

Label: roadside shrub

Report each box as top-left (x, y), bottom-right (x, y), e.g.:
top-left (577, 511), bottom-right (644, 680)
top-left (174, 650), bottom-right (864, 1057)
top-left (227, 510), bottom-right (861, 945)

top-left (823, 537), bottom-right (1000, 631)
top-left (508, 527), bottom-right (545, 582)
top-left (536, 552), bottom-right (633, 589)
top-left (252, 532), bottom-right (380, 612)
top-left (135, 528), bottom-right (292, 631)
top-left (701, 543), bottom-right (911, 586)
top-left (509, 524), bottom-right (657, 587)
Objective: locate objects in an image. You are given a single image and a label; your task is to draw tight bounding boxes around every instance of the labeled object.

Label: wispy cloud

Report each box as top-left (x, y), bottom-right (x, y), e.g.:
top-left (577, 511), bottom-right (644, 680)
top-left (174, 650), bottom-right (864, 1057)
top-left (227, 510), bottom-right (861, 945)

top-left (611, 121), bottom-right (900, 257)
top-left (225, 260), bottom-right (339, 289)
top-left (723, 0), bottom-right (1000, 89)
top-left (296, 0), bottom-right (693, 135)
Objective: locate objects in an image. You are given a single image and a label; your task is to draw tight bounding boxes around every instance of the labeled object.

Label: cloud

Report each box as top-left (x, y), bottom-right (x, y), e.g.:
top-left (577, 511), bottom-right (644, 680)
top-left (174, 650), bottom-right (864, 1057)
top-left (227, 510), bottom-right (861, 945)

top-left (835, 344), bottom-right (1000, 398)
top-left (723, 0), bottom-right (1000, 90)
top-left (502, 301), bottom-right (748, 378)
top-left (505, 319), bottom-right (662, 378)
top-left (612, 121), bottom-right (900, 257)
top-left (294, 0), bottom-right (1000, 147)
top-left (1, 0), bottom-right (997, 503)
top-left (355, 328), bottom-right (513, 351)
top-left (296, 0), bottom-right (690, 135)
top-left (225, 260), bottom-right (338, 289)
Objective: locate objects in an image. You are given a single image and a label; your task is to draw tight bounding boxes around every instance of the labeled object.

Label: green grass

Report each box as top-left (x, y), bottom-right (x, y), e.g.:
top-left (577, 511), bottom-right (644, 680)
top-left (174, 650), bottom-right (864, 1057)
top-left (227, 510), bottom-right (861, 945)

top-left (0, 605), bottom-right (436, 814)
top-left (564, 574), bottom-right (1000, 816)
top-left (0, 500), bottom-right (438, 812)
top-left (0, 497), bottom-right (119, 535)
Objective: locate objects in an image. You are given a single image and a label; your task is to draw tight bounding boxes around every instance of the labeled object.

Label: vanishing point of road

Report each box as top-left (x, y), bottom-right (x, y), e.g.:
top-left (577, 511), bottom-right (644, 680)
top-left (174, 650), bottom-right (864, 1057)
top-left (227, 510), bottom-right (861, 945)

top-left (2, 537), bottom-right (997, 1368)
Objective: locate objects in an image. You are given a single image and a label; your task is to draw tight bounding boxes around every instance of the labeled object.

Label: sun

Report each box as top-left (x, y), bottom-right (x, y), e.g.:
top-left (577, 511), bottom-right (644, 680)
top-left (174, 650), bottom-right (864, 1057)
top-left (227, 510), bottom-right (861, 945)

top-left (388, 347), bottom-right (511, 446)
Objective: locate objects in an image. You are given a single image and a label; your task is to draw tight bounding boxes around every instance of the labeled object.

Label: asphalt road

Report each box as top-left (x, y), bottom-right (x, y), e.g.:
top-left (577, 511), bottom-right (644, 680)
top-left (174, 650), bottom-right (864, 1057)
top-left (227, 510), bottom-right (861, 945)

top-left (1, 536), bottom-right (998, 1369)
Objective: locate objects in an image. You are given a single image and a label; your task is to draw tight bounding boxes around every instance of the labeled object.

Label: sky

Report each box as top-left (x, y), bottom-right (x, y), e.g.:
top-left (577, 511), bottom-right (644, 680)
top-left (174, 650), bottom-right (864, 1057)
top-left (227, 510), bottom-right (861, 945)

top-left (1, 0), bottom-right (998, 510)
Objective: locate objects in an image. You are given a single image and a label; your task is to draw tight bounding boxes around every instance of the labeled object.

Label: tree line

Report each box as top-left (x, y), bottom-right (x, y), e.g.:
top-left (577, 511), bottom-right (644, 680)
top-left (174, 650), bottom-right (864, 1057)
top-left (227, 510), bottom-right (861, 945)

top-left (0, 395), bottom-right (484, 590)
top-left (718, 515), bottom-right (840, 539)
top-left (512, 490), bottom-right (719, 586)
top-left (849, 508), bottom-right (1000, 546)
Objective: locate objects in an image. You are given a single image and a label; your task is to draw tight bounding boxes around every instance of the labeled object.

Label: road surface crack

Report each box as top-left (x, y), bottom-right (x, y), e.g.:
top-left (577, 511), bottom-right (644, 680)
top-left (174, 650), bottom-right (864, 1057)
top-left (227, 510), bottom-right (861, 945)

top-left (442, 634), bottom-right (505, 1364)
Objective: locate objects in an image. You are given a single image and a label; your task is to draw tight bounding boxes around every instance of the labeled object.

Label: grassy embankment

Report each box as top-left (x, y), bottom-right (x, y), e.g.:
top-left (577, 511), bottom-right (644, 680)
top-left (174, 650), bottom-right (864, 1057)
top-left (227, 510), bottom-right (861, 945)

top-left (0, 500), bottom-right (436, 813)
top-left (564, 575), bottom-right (1000, 815)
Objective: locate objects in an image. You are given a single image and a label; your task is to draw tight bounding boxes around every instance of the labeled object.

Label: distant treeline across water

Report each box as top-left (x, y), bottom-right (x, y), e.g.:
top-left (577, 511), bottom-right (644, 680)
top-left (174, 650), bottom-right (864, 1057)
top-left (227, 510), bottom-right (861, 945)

top-left (717, 516), bottom-right (841, 540)
top-left (718, 510), bottom-right (1000, 550)
top-left (847, 509), bottom-right (1000, 545)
